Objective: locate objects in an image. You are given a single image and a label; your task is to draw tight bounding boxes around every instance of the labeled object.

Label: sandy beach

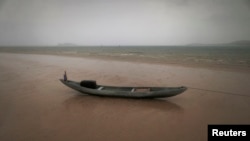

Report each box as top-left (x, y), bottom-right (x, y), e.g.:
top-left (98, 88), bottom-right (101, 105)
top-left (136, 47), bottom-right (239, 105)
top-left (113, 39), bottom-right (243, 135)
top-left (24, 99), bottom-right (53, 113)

top-left (0, 53), bottom-right (250, 141)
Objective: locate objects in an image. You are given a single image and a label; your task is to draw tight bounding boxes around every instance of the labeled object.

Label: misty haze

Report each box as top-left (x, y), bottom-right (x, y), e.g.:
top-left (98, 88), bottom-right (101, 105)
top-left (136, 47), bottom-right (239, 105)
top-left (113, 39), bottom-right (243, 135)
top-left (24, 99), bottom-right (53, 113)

top-left (0, 1), bottom-right (250, 141)
top-left (0, 0), bottom-right (250, 46)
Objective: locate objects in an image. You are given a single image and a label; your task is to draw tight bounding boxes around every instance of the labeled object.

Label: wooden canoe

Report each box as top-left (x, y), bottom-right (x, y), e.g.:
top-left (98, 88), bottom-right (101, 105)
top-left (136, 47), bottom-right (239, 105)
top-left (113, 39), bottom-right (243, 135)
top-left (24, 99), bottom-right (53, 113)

top-left (60, 79), bottom-right (187, 98)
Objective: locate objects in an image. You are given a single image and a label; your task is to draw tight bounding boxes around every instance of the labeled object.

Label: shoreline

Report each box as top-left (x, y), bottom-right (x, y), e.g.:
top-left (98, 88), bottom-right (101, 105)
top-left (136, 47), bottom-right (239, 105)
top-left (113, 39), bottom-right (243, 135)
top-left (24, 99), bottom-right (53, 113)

top-left (1, 52), bottom-right (249, 73)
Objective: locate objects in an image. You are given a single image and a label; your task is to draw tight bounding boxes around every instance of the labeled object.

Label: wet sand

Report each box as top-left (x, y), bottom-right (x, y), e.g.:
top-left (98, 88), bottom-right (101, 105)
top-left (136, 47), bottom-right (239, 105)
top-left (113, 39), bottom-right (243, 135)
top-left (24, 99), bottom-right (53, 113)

top-left (0, 53), bottom-right (250, 141)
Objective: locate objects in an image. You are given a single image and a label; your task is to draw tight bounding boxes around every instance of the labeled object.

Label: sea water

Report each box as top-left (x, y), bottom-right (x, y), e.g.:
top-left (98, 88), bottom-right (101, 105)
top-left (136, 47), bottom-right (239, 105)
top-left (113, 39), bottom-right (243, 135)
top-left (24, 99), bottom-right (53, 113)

top-left (0, 46), bottom-right (250, 67)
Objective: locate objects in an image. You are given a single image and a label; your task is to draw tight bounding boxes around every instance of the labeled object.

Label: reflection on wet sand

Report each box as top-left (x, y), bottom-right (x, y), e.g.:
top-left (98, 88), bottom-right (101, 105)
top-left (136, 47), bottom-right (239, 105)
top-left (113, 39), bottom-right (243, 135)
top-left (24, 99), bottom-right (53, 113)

top-left (64, 95), bottom-right (183, 113)
top-left (60, 95), bottom-right (186, 141)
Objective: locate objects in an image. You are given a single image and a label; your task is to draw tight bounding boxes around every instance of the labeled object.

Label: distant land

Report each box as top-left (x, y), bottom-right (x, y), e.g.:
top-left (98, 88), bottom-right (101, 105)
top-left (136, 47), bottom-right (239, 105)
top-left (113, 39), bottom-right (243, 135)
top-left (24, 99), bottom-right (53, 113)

top-left (187, 40), bottom-right (250, 46)
top-left (57, 43), bottom-right (77, 46)
top-left (58, 40), bottom-right (250, 47)
top-left (229, 40), bottom-right (250, 45)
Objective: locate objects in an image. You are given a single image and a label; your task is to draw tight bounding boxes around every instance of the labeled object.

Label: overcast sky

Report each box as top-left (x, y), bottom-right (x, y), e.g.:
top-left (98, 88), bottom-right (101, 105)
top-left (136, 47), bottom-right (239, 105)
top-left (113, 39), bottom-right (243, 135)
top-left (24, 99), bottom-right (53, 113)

top-left (0, 0), bottom-right (250, 46)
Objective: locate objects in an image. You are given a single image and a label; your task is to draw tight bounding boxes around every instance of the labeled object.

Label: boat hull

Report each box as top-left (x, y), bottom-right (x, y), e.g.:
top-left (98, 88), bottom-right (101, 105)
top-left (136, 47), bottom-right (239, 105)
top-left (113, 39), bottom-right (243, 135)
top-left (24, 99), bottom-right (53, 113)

top-left (60, 79), bottom-right (187, 98)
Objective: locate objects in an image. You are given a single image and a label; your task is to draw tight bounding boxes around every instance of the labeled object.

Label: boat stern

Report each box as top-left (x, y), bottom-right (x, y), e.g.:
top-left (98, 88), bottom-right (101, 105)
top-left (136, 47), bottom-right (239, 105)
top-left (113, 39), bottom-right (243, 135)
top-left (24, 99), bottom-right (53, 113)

top-left (180, 86), bottom-right (188, 92)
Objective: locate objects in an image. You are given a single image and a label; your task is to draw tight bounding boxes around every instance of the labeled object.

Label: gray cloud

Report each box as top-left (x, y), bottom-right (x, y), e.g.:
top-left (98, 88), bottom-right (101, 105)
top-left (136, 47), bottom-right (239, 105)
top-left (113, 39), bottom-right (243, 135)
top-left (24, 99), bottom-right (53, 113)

top-left (244, 0), bottom-right (250, 7)
top-left (0, 0), bottom-right (6, 9)
top-left (0, 0), bottom-right (249, 46)
top-left (163, 0), bottom-right (189, 6)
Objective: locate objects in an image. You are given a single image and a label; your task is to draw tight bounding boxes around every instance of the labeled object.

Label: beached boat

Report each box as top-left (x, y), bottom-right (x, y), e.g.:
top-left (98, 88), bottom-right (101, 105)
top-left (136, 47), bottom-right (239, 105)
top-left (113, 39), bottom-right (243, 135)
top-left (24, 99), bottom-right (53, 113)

top-left (60, 79), bottom-right (187, 98)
